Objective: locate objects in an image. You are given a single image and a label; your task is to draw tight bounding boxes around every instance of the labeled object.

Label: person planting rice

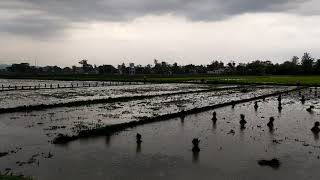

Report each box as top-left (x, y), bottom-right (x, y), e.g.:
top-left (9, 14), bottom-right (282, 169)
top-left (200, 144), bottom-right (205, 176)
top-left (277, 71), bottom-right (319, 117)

top-left (212, 111), bottom-right (217, 123)
top-left (240, 114), bottom-right (247, 128)
top-left (267, 117), bottom-right (275, 129)
top-left (311, 122), bottom-right (320, 134)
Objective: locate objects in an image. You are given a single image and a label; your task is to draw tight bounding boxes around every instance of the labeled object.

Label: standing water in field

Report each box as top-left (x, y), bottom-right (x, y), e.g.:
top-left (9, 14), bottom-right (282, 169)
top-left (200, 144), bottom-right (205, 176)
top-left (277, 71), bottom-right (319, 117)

top-left (0, 80), bottom-right (318, 180)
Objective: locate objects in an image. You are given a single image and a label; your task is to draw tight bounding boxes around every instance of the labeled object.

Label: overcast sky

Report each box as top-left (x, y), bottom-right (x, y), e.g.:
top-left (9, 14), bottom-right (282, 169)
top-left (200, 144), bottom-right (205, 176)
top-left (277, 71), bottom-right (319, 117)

top-left (1, 0), bottom-right (320, 67)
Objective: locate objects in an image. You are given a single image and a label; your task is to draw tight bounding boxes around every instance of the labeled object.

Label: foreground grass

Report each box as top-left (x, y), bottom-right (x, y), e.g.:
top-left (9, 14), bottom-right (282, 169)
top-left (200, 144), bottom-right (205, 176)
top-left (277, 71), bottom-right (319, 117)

top-left (2, 74), bottom-right (320, 86)
top-left (147, 75), bottom-right (320, 86)
top-left (0, 175), bottom-right (32, 180)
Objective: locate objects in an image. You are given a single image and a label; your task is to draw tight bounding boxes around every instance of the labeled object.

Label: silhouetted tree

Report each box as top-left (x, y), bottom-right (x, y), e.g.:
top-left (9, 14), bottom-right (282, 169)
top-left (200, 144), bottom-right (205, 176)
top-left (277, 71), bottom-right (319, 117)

top-left (313, 59), bottom-right (320, 74)
top-left (291, 56), bottom-right (299, 65)
top-left (207, 61), bottom-right (224, 71)
top-left (301, 52), bottom-right (314, 74)
top-left (98, 65), bottom-right (117, 74)
top-left (172, 62), bottom-right (181, 74)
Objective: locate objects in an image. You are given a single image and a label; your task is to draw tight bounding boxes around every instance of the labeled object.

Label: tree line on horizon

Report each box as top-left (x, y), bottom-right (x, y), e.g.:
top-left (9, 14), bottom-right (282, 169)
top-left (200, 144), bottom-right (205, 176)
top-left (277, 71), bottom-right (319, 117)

top-left (1, 52), bottom-right (320, 76)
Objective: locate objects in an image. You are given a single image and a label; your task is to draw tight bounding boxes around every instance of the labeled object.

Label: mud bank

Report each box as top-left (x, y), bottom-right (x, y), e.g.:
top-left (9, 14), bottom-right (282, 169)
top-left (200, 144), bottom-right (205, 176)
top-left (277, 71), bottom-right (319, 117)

top-left (0, 81), bottom-right (145, 92)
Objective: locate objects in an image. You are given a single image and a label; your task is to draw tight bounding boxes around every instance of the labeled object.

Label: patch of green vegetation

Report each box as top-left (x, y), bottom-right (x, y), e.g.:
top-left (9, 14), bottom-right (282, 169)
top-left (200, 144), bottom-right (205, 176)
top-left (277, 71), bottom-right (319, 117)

top-left (143, 75), bottom-right (320, 86)
top-left (214, 75), bottom-right (320, 85)
top-left (144, 75), bottom-right (320, 85)
top-left (2, 74), bottom-right (320, 86)
top-left (0, 174), bottom-right (32, 180)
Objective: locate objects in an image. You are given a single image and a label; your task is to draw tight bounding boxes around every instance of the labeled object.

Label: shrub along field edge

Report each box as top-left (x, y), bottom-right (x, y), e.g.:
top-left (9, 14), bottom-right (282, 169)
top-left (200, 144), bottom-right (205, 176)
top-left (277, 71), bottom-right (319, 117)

top-left (1, 75), bottom-right (320, 86)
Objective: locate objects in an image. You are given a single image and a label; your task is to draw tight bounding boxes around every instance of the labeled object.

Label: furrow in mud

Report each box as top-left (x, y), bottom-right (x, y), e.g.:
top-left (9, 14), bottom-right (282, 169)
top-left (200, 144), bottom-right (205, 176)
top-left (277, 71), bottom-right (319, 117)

top-left (52, 86), bottom-right (306, 144)
top-left (0, 86), bottom-right (240, 114)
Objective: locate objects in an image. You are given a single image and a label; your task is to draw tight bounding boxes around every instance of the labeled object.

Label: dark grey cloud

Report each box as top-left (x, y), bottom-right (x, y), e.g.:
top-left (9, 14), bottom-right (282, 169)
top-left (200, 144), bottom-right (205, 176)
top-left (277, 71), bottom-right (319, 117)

top-left (1, 15), bottom-right (68, 37)
top-left (0, 0), bottom-right (312, 38)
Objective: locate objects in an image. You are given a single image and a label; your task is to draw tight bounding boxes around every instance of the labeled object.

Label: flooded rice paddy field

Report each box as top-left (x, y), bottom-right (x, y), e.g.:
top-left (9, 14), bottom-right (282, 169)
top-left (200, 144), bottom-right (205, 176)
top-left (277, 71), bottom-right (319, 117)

top-left (0, 81), bottom-right (318, 179)
top-left (0, 85), bottom-right (293, 139)
top-left (0, 81), bottom-right (219, 108)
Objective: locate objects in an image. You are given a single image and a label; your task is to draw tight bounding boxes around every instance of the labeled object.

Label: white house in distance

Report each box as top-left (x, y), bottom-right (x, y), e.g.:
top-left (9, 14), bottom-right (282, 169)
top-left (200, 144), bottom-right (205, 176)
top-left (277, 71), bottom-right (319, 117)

top-left (117, 62), bottom-right (136, 75)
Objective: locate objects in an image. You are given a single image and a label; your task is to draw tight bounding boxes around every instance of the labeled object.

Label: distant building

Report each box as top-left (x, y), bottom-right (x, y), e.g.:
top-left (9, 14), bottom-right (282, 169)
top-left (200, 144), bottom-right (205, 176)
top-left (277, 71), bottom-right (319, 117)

top-left (0, 64), bottom-right (10, 70)
top-left (129, 63), bottom-right (135, 75)
top-left (207, 68), bottom-right (226, 75)
top-left (7, 63), bottom-right (31, 73)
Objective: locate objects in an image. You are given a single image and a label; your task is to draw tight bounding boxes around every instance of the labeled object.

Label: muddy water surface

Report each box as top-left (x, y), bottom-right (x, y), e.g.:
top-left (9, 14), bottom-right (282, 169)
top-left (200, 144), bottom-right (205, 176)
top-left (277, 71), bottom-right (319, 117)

top-left (0, 83), bottom-right (318, 179)
top-left (25, 93), bottom-right (320, 179)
